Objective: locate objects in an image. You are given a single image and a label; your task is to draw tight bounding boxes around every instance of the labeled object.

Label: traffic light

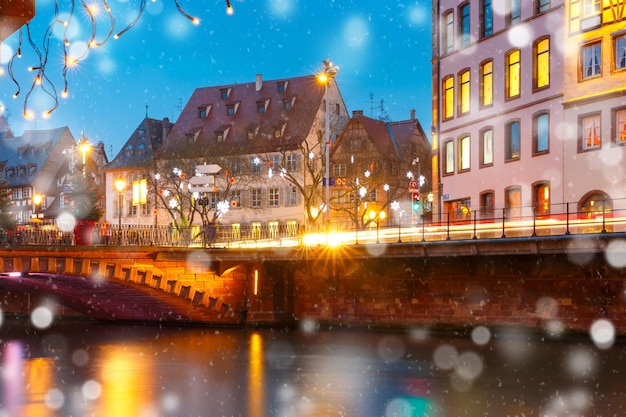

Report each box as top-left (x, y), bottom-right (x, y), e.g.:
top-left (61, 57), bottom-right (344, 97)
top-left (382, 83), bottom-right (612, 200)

top-left (412, 193), bottom-right (421, 212)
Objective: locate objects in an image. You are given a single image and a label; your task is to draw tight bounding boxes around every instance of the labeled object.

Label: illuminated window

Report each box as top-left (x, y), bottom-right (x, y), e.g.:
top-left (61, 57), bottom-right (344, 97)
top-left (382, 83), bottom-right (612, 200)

top-left (459, 3), bottom-right (471, 46)
top-left (534, 182), bottom-right (550, 215)
top-left (480, 60), bottom-right (493, 107)
top-left (444, 140), bottom-right (454, 175)
top-left (458, 70), bottom-right (470, 115)
top-left (481, 0), bottom-right (493, 37)
top-left (534, 38), bottom-right (550, 89)
top-left (507, 0), bottom-right (521, 26)
top-left (506, 49), bottom-right (521, 99)
top-left (615, 34), bottom-right (626, 70)
top-left (443, 11), bottom-right (454, 53)
top-left (443, 76), bottom-right (455, 119)
top-left (581, 42), bottom-right (601, 79)
top-left (534, 112), bottom-right (550, 154)
top-left (580, 113), bottom-right (601, 150)
top-left (614, 108), bottom-right (626, 144)
top-left (251, 222), bottom-right (262, 239)
top-left (505, 120), bottom-right (521, 160)
top-left (480, 128), bottom-right (493, 166)
top-left (458, 135), bottom-right (470, 172)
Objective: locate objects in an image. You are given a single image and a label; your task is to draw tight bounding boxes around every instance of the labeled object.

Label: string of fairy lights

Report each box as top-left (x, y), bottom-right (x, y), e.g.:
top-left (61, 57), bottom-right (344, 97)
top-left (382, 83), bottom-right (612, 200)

top-left (1, 0), bottom-right (234, 120)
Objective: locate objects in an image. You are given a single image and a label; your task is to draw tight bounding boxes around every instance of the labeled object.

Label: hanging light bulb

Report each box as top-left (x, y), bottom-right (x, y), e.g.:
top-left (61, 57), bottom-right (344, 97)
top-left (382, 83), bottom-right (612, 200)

top-left (226, 0), bottom-right (234, 15)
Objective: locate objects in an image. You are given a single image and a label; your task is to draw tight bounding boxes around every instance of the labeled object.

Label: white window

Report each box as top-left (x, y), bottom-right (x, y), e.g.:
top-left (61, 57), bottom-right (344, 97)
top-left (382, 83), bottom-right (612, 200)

top-left (582, 42), bottom-right (601, 79)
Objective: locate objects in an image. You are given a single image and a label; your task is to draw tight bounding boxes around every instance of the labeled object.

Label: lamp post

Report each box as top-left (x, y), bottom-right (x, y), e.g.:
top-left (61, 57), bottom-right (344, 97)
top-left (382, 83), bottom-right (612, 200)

top-left (318, 57), bottom-right (340, 237)
top-left (114, 178), bottom-right (126, 245)
top-left (370, 210), bottom-right (386, 244)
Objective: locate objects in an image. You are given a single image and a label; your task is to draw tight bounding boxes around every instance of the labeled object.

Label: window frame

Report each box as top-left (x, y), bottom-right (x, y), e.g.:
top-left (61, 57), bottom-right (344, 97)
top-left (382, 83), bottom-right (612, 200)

top-left (458, 3), bottom-right (471, 47)
top-left (458, 69), bottom-right (471, 115)
top-left (480, 190), bottom-right (495, 219)
top-left (479, 127), bottom-right (494, 167)
top-left (580, 40), bottom-right (602, 80)
top-left (505, 119), bottom-right (521, 161)
top-left (443, 75), bottom-right (455, 120)
top-left (613, 33), bottom-right (626, 72)
top-left (479, 60), bottom-right (493, 108)
top-left (612, 107), bottom-right (626, 145)
top-left (535, 0), bottom-right (550, 14)
top-left (533, 111), bottom-right (550, 155)
top-left (579, 112), bottom-right (602, 152)
top-left (505, 49), bottom-right (521, 99)
top-left (533, 37), bottom-right (550, 91)
top-left (457, 134), bottom-right (471, 172)
top-left (442, 10), bottom-right (455, 54)
top-left (443, 140), bottom-right (455, 175)
top-left (480, 0), bottom-right (493, 38)
top-left (533, 181), bottom-right (551, 216)
top-left (506, 0), bottom-right (521, 26)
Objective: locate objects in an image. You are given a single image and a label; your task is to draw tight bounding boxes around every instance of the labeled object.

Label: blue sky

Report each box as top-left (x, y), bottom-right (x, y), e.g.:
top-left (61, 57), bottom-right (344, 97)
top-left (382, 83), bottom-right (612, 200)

top-left (0, 0), bottom-right (432, 158)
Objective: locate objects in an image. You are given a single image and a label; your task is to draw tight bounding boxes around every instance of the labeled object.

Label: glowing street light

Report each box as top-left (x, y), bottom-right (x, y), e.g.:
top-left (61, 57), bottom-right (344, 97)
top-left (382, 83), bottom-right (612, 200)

top-left (78, 134), bottom-right (91, 177)
top-left (369, 210), bottom-right (386, 244)
top-left (317, 57), bottom-right (340, 236)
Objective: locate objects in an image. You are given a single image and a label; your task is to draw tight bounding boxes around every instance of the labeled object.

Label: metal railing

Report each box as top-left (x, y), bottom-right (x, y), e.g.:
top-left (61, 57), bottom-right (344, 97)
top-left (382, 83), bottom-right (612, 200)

top-left (1, 200), bottom-right (623, 247)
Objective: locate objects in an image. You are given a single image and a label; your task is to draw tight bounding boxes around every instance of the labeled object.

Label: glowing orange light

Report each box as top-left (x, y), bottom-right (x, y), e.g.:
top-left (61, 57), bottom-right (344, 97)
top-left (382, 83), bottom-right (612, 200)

top-left (23, 110), bottom-right (34, 119)
top-left (191, 17), bottom-right (200, 25)
top-left (253, 269), bottom-right (259, 295)
top-left (61, 89), bottom-right (68, 98)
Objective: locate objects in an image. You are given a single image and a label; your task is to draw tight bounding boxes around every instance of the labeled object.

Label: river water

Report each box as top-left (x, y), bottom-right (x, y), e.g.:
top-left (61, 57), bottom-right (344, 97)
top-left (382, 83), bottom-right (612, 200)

top-left (0, 318), bottom-right (625, 417)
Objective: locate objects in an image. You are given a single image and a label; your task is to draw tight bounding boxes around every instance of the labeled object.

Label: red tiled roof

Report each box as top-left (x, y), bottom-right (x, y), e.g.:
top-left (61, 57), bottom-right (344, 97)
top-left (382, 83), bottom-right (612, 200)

top-left (163, 75), bottom-right (326, 156)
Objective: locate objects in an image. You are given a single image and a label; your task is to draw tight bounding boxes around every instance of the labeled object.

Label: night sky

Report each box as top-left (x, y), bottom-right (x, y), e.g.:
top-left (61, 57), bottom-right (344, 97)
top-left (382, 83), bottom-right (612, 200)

top-left (0, 0), bottom-right (432, 158)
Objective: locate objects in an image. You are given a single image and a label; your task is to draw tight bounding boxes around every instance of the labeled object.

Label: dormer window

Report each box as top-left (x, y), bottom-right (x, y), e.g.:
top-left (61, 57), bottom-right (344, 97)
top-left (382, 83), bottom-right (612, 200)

top-left (16, 165), bottom-right (26, 177)
top-left (284, 96), bottom-right (296, 110)
top-left (220, 88), bottom-right (230, 99)
top-left (125, 145), bottom-right (133, 157)
top-left (226, 102), bottom-right (240, 116)
top-left (273, 123), bottom-right (286, 139)
top-left (257, 99), bottom-right (270, 114)
top-left (186, 134), bottom-right (196, 144)
top-left (277, 81), bottom-right (288, 93)
top-left (198, 104), bottom-right (211, 119)
top-left (5, 167), bottom-right (15, 178)
top-left (247, 124), bottom-right (259, 140)
top-left (215, 125), bottom-right (231, 142)
top-left (28, 163), bottom-right (37, 175)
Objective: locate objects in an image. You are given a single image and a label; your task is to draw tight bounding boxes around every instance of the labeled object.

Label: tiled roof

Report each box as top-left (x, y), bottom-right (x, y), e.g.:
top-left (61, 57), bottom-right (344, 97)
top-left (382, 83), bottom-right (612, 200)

top-left (105, 118), bottom-right (169, 170)
top-left (0, 126), bottom-right (72, 188)
top-left (336, 114), bottom-right (425, 159)
top-left (163, 74), bottom-right (326, 156)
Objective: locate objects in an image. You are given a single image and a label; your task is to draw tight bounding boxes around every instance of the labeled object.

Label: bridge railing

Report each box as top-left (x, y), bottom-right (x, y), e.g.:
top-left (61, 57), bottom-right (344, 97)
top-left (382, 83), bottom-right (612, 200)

top-left (1, 200), bottom-right (623, 247)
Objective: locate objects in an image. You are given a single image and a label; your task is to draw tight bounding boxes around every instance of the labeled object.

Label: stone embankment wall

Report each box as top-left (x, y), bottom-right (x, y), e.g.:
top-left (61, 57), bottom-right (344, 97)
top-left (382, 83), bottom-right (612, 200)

top-left (293, 249), bottom-right (626, 333)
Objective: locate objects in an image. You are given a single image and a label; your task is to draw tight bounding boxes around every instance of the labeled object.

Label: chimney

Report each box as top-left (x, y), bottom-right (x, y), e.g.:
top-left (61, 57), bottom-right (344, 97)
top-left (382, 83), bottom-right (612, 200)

top-left (410, 109), bottom-right (415, 120)
top-left (255, 74), bottom-right (262, 92)
top-left (352, 110), bottom-right (364, 118)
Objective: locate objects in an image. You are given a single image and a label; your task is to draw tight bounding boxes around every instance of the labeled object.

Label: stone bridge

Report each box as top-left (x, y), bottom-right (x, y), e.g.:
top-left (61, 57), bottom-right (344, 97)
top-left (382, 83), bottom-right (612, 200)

top-left (1, 234), bottom-right (625, 331)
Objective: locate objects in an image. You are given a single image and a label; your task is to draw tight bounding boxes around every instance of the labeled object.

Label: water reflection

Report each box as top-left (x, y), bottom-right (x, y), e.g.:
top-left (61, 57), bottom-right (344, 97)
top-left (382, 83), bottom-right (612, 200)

top-left (0, 321), bottom-right (625, 416)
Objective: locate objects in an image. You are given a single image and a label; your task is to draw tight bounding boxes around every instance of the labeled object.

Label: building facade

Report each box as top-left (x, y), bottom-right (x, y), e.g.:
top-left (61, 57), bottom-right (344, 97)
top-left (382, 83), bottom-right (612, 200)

top-left (330, 110), bottom-right (431, 231)
top-left (160, 72), bottom-right (348, 235)
top-left (562, 0), bottom-right (626, 215)
top-left (103, 117), bottom-right (171, 228)
top-left (432, 0), bottom-right (565, 222)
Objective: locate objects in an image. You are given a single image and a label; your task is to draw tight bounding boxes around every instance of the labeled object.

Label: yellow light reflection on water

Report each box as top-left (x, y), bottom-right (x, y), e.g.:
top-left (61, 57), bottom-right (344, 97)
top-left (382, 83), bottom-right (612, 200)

top-left (248, 333), bottom-right (264, 417)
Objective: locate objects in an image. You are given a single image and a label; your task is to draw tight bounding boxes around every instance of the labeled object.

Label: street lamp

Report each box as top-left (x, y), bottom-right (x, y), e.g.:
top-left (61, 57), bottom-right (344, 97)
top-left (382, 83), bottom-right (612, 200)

top-left (78, 134), bottom-right (91, 177)
top-left (114, 178), bottom-right (126, 245)
top-left (32, 194), bottom-right (42, 219)
top-left (318, 57), bottom-right (340, 236)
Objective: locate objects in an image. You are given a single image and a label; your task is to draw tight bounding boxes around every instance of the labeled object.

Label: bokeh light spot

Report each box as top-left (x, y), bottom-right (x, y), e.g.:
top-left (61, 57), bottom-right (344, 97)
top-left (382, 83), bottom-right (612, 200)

top-left (82, 379), bottom-right (102, 400)
top-left (44, 388), bottom-right (65, 410)
top-left (604, 239), bottom-right (626, 268)
top-left (433, 344), bottom-right (457, 370)
top-left (471, 325), bottom-right (491, 346)
top-left (590, 319), bottom-right (615, 349)
top-left (31, 306), bottom-right (54, 329)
